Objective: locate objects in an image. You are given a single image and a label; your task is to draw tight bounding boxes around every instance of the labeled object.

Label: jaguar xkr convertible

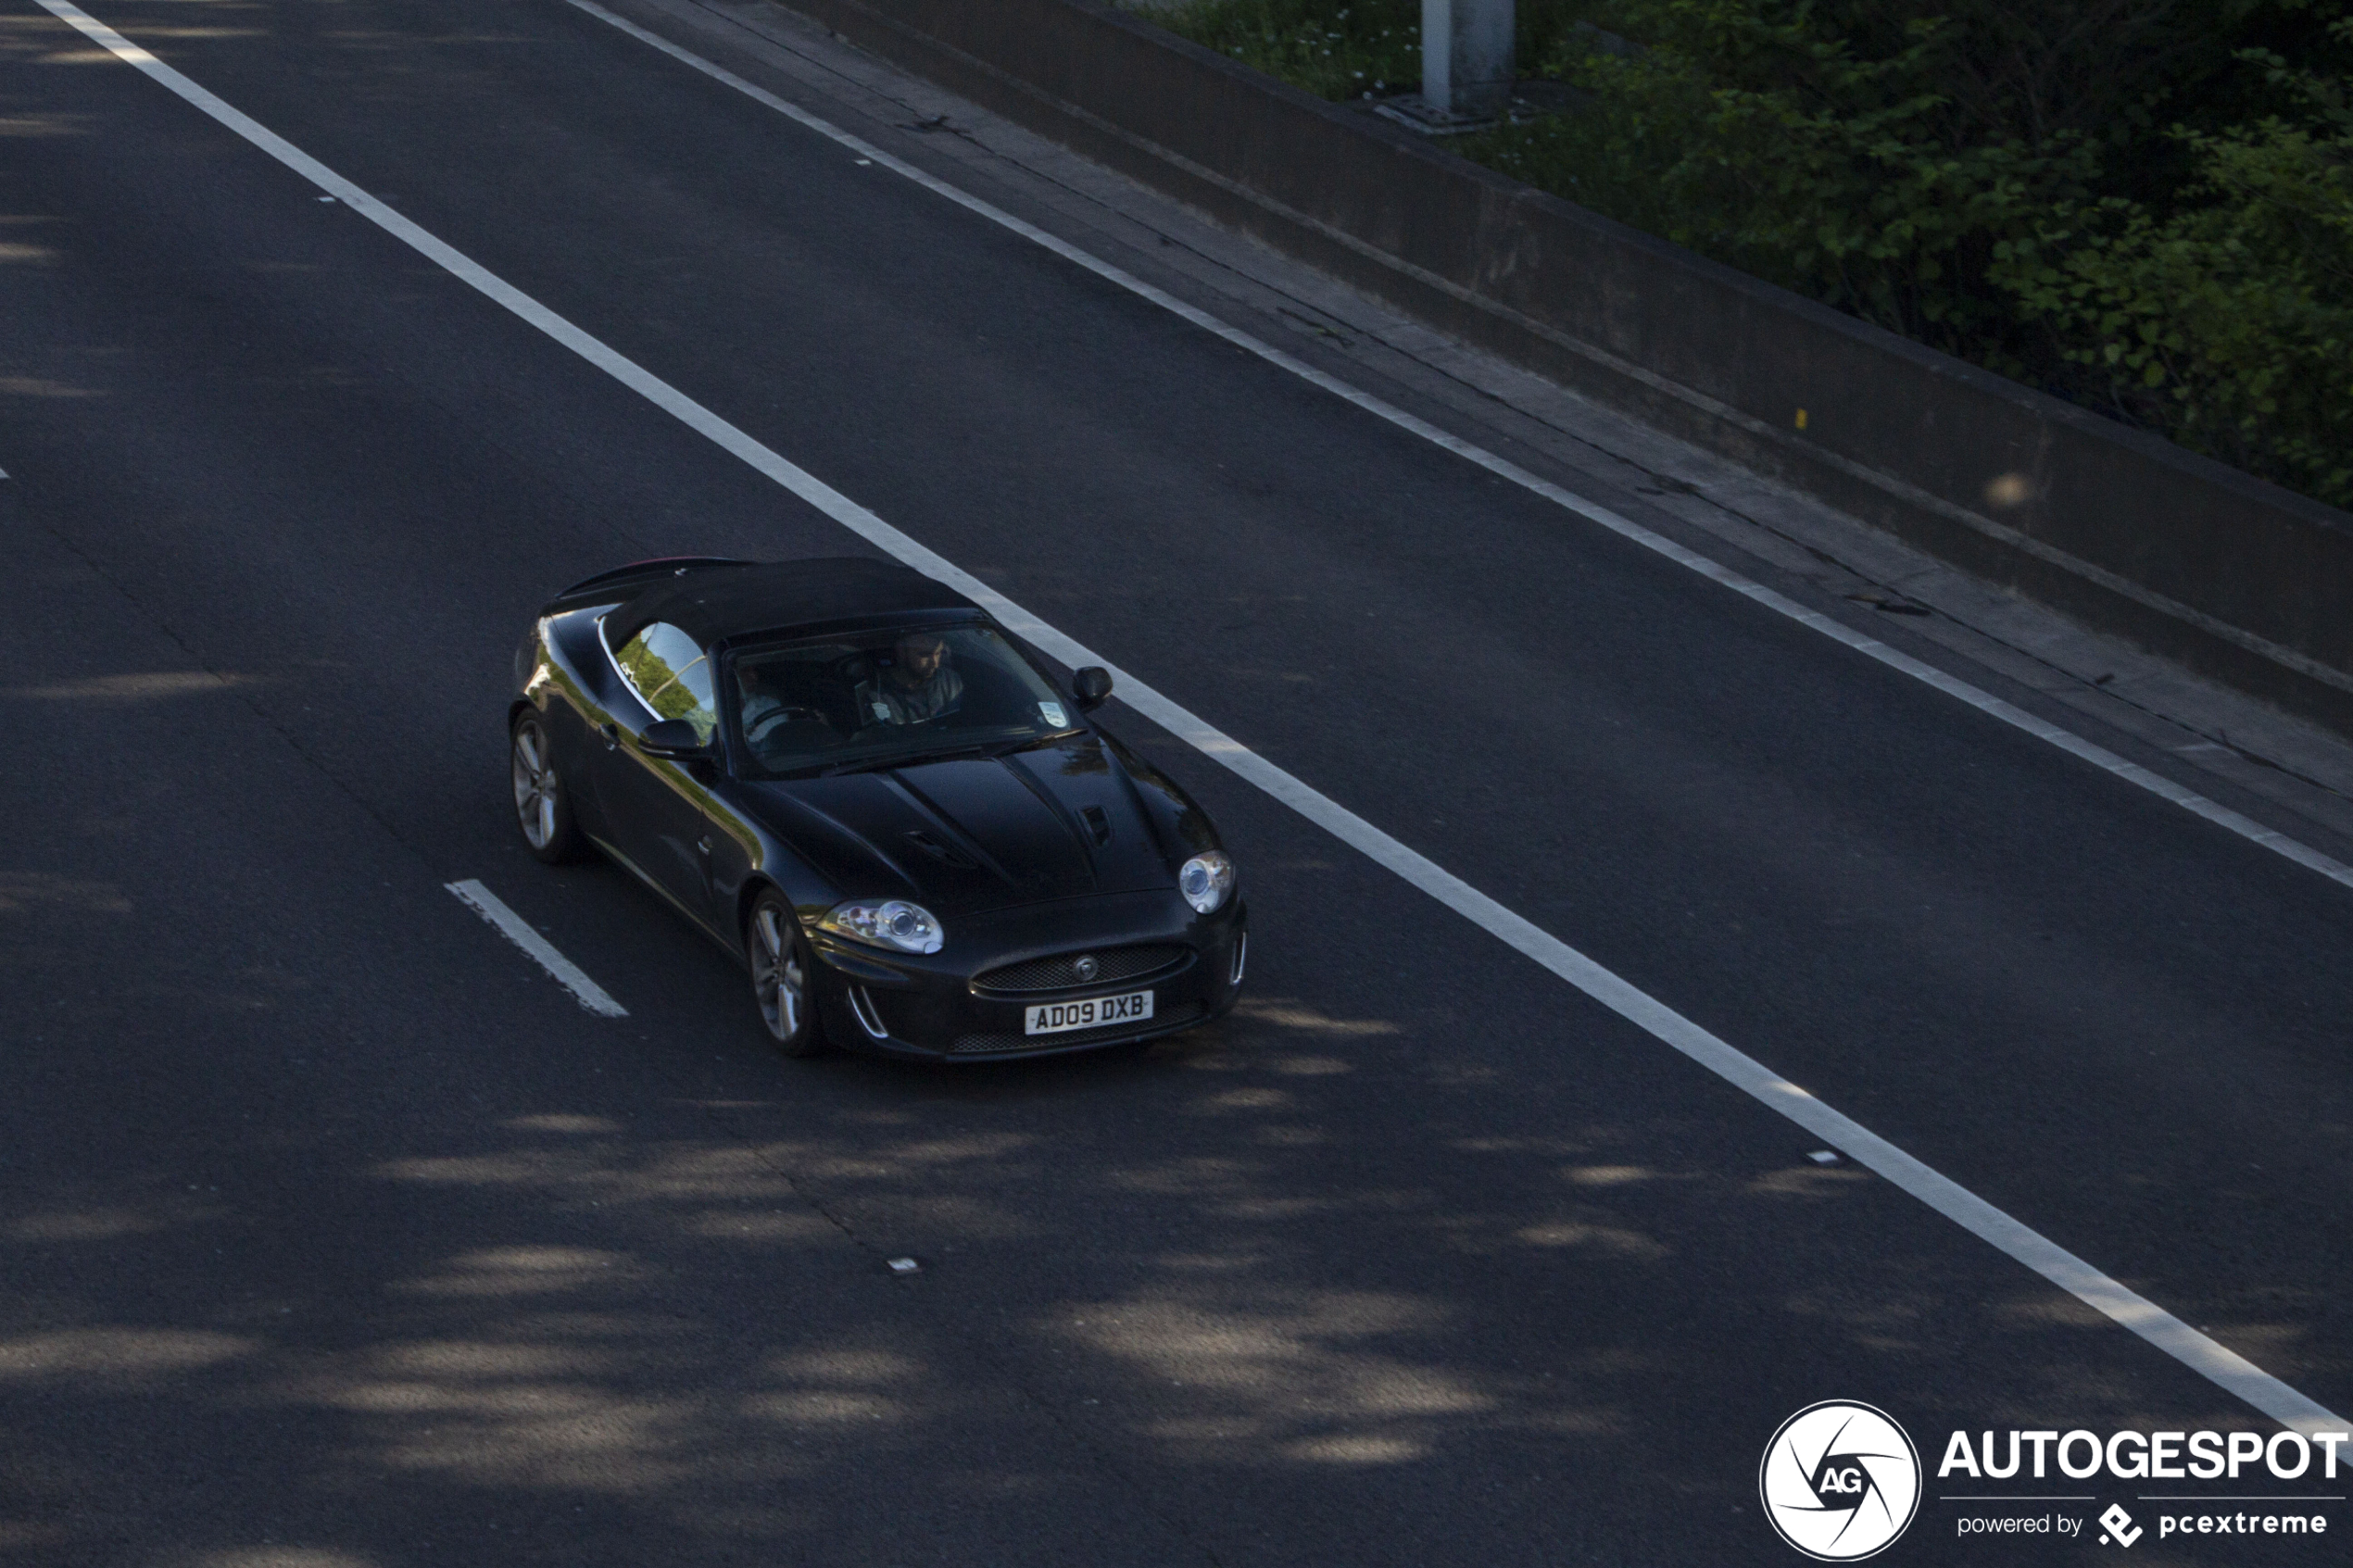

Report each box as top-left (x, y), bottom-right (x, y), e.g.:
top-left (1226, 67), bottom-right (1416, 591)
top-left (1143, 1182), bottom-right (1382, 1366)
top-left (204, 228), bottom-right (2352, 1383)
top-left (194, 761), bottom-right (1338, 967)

top-left (507, 556), bottom-right (1246, 1060)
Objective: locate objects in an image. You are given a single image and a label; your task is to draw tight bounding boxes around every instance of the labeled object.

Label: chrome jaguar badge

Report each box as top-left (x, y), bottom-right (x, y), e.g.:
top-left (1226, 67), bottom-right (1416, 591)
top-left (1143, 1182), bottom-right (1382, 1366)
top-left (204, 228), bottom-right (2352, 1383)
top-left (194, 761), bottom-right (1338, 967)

top-left (1073, 954), bottom-right (1100, 983)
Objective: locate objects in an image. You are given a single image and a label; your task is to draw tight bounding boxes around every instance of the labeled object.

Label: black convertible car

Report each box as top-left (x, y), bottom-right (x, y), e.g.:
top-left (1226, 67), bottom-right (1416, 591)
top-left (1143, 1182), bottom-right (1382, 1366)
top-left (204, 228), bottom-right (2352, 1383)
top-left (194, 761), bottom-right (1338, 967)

top-left (507, 556), bottom-right (1245, 1060)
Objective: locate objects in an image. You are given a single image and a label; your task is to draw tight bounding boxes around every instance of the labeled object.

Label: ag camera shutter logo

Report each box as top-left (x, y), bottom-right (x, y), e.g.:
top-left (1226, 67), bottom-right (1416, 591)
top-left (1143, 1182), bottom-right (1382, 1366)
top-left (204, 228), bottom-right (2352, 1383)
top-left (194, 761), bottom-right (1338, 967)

top-left (1760, 1400), bottom-right (1922, 1560)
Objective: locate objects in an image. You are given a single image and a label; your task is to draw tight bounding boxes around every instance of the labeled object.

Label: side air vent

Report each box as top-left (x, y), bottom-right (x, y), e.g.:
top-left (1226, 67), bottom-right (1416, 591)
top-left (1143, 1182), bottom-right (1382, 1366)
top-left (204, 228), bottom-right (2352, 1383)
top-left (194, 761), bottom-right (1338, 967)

top-left (847, 985), bottom-right (890, 1041)
top-left (1080, 806), bottom-right (1112, 847)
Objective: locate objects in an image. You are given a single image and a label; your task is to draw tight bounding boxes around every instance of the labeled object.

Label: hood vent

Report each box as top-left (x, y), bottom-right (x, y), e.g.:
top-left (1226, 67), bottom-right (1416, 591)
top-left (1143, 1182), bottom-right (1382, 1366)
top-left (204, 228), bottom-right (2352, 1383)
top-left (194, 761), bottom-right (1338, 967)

top-left (901, 829), bottom-right (977, 870)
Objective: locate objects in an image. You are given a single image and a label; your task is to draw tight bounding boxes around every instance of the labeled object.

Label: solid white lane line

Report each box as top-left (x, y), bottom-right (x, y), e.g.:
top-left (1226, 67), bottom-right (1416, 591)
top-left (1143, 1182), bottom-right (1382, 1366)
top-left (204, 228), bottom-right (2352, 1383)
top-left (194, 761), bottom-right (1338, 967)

top-left (447, 880), bottom-right (629, 1018)
top-left (49, 0), bottom-right (2344, 1434)
top-left (565, 0), bottom-right (2353, 899)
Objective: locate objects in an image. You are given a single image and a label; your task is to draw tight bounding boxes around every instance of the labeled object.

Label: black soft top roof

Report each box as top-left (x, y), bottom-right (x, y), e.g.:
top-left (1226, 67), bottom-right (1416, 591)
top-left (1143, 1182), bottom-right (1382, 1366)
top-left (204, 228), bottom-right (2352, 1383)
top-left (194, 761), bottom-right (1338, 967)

top-left (607, 558), bottom-right (977, 649)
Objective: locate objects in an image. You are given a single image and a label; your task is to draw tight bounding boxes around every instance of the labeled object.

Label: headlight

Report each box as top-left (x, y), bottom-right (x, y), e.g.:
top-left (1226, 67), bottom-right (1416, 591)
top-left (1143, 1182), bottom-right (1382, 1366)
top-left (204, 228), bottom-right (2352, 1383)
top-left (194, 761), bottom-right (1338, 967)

top-left (1177, 852), bottom-right (1234, 914)
top-left (819, 899), bottom-right (945, 955)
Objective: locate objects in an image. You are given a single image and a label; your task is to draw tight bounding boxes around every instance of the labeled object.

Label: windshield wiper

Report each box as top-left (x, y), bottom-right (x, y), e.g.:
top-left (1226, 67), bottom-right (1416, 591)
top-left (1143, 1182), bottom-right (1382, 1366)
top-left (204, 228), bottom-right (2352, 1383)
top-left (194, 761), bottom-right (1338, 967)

top-left (813, 735), bottom-right (1068, 778)
top-left (816, 741), bottom-right (1002, 778)
top-left (988, 733), bottom-right (1074, 757)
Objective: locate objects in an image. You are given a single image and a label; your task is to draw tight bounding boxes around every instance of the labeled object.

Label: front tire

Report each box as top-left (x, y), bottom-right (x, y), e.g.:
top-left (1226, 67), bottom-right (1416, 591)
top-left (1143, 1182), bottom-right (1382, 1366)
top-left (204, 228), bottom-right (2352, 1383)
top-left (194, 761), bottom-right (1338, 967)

top-left (748, 891), bottom-right (827, 1057)
top-left (511, 711), bottom-right (585, 864)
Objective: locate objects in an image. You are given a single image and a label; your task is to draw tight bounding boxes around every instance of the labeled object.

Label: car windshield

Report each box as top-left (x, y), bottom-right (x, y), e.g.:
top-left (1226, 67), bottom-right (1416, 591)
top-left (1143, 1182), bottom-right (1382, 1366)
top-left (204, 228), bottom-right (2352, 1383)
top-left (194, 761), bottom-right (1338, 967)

top-left (729, 624), bottom-right (1078, 779)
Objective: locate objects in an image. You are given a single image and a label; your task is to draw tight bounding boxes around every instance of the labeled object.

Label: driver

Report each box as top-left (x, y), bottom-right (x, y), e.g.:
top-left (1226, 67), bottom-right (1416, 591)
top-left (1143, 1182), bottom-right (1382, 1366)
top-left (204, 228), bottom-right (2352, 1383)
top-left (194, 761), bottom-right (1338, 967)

top-left (875, 632), bottom-right (962, 723)
top-left (737, 661), bottom-right (784, 731)
top-left (736, 659), bottom-right (837, 759)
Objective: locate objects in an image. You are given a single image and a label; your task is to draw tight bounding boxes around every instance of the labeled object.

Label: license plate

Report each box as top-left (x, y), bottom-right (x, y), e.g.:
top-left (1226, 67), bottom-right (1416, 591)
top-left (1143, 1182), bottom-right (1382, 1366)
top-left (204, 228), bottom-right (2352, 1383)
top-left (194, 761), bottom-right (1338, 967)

top-left (1025, 989), bottom-right (1154, 1035)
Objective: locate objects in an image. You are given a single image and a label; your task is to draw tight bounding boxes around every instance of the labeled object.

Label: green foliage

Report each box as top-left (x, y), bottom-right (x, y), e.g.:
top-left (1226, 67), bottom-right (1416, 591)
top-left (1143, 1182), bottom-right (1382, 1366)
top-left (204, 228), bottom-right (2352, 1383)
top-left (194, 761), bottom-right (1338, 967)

top-left (1470, 8), bottom-right (2113, 357)
top-left (1141, 0), bottom-right (1602, 99)
top-left (1133, 0), bottom-right (2353, 508)
top-left (1141, 0), bottom-right (1425, 100)
top-left (1995, 39), bottom-right (2353, 502)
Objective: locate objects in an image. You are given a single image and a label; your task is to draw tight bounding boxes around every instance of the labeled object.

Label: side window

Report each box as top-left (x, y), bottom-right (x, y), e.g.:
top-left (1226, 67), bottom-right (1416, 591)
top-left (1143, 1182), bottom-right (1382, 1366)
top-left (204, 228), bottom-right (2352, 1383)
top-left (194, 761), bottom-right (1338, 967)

top-left (614, 621), bottom-right (717, 742)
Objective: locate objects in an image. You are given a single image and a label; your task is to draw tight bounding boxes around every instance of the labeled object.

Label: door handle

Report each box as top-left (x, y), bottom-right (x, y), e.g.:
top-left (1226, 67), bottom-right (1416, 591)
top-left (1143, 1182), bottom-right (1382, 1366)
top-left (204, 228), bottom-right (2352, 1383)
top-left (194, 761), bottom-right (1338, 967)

top-left (599, 722), bottom-right (618, 749)
top-left (698, 836), bottom-right (712, 857)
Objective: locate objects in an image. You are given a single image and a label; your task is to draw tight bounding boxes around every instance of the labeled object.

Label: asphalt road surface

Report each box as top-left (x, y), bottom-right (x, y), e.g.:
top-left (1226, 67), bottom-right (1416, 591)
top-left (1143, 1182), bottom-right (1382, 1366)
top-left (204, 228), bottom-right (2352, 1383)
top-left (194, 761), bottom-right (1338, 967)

top-left (3, 2), bottom-right (2348, 1563)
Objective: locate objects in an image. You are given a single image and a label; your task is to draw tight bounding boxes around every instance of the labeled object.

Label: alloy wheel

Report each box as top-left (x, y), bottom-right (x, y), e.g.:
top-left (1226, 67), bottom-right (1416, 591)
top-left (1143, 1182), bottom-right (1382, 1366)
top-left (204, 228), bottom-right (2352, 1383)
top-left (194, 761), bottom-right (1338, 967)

top-left (752, 903), bottom-right (807, 1044)
top-left (512, 720), bottom-right (559, 849)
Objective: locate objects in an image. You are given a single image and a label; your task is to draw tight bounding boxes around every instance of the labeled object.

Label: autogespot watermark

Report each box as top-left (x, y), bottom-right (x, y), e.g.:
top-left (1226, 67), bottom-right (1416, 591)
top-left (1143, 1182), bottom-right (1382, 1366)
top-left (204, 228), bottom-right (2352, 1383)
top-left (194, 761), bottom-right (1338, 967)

top-left (1762, 1406), bottom-right (2349, 1557)
top-left (1936, 1427), bottom-right (2345, 1549)
top-left (1936, 1426), bottom-right (2350, 1485)
top-left (1759, 1401), bottom-right (1923, 1561)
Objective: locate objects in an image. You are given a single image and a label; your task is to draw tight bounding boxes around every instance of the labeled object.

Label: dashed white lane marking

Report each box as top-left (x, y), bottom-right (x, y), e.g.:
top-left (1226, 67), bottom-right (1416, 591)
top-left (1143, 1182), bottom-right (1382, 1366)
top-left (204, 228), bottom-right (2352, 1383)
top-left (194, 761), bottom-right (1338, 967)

top-left (447, 879), bottom-right (629, 1017)
top-left (45, 0), bottom-right (2346, 1434)
top-left (563, 0), bottom-right (2353, 901)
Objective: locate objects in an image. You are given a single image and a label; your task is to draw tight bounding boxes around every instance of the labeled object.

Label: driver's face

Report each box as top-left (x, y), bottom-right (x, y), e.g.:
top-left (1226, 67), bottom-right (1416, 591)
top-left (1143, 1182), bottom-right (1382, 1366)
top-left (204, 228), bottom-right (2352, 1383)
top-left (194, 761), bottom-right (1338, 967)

top-left (896, 638), bottom-right (945, 679)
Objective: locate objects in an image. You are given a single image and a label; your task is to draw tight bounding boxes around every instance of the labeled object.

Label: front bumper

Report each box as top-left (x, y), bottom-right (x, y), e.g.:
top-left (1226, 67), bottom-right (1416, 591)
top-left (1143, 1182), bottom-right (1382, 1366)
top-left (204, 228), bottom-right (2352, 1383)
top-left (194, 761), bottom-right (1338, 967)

top-left (807, 890), bottom-right (1246, 1060)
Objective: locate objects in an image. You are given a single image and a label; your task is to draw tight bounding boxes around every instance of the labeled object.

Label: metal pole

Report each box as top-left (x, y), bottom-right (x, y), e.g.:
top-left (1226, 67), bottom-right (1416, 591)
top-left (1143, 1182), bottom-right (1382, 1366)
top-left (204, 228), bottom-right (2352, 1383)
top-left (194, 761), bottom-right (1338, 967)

top-left (1421, 0), bottom-right (1514, 119)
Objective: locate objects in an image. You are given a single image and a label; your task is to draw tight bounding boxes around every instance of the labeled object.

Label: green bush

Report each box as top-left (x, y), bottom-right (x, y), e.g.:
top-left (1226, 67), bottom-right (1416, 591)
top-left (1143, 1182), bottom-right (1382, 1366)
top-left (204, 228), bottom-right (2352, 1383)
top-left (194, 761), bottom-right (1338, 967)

top-left (1469, 9), bottom-right (2108, 359)
top-left (1142, 0), bottom-right (1425, 100)
top-left (1136, 0), bottom-right (2353, 508)
top-left (1136, 0), bottom-right (1600, 103)
top-left (1996, 40), bottom-right (2353, 503)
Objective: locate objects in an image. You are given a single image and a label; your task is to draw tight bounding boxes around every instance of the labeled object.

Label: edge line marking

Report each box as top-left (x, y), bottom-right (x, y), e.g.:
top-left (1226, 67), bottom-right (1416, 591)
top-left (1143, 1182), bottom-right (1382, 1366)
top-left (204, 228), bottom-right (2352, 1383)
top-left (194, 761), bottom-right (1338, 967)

top-left (45, 0), bottom-right (2344, 1434)
top-left (447, 879), bottom-right (629, 1017)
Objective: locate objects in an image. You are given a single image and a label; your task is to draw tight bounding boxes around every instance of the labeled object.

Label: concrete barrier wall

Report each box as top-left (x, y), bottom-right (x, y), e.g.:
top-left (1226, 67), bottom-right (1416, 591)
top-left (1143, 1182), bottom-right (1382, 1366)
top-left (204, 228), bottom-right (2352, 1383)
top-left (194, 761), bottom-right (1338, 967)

top-left (783, 0), bottom-right (2353, 734)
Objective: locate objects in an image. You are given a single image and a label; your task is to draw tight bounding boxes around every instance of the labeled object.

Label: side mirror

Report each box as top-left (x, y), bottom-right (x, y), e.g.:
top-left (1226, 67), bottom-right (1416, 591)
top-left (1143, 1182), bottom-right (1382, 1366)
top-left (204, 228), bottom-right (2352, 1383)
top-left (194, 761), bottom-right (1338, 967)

top-left (1072, 666), bottom-right (1114, 712)
top-left (640, 718), bottom-right (712, 759)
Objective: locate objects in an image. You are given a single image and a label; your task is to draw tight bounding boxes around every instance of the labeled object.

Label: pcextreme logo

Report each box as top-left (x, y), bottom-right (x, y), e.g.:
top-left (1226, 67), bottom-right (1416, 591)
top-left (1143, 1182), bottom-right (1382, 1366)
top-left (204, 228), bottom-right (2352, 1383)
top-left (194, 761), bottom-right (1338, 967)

top-left (1760, 1401), bottom-right (1924, 1561)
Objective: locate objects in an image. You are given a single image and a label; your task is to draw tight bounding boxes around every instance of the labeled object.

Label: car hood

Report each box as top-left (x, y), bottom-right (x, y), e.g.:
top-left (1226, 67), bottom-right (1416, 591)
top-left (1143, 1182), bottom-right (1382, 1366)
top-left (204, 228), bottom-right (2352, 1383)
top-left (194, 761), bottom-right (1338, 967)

top-left (737, 737), bottom-right (1178, 915)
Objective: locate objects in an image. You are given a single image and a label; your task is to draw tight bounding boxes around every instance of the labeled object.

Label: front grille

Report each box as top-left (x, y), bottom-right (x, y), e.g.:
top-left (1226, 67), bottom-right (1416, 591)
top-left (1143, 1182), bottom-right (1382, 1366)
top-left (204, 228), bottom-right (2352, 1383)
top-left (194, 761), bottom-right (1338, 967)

top-left (950, 1002), bottom-right (1205, 1055)
top-left (973, 944), bottom-right (1189, 995)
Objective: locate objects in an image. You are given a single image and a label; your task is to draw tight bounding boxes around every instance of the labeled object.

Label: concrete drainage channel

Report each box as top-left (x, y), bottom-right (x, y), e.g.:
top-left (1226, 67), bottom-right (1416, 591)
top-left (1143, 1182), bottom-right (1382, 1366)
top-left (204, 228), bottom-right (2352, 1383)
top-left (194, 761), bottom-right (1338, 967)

top-left (752, 0), bottom-right (2353, 747)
